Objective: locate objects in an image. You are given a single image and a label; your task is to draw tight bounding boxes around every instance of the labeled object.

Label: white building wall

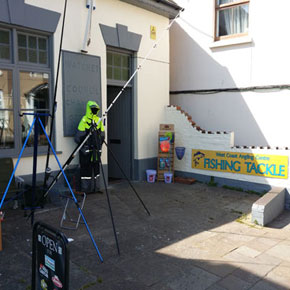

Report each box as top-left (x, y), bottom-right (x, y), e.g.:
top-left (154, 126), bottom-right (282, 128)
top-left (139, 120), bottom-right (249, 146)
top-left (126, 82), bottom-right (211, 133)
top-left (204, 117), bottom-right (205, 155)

top-left (164, 106), bottom-right (290, 189)
top-left (16, 0), bottom-right (170, 175)
top-left (170, 0), bottom-right (290, 147)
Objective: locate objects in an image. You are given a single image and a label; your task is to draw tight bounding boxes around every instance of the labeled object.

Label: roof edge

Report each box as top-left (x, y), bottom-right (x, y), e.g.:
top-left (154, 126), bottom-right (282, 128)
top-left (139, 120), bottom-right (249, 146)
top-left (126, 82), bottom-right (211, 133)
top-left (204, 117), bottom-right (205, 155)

top-left (119, 0), bottom-right (183, 19)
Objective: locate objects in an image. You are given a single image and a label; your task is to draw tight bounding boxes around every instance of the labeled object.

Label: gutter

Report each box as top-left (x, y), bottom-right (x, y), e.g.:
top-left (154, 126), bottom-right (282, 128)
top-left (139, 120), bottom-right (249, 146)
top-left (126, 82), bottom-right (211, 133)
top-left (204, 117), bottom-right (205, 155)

top-left (156, 0), bottom-right (182, 10)
top-left (120, 0), bottom-right (183, 18)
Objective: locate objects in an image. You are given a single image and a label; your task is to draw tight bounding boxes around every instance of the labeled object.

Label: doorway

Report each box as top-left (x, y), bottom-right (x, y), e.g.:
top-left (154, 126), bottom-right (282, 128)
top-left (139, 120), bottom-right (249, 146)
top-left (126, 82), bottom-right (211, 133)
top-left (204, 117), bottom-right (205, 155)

top-left (106, 49), bottom-right (134, 180)
top-left (107, 86), bottom-right (132, 180)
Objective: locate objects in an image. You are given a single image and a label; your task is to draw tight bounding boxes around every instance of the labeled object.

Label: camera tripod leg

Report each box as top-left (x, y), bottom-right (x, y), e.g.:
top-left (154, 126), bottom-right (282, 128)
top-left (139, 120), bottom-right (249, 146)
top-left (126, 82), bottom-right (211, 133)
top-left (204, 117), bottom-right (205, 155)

top-left (38, 119), bottom-right (104, 262)
top-left (28, 131), bottom-right (93, 215)
top-left (96, 148), bottom-right (120, 255)
top-left (104, 140), bottom-right (151, 216)
top-left (43, 131), bottom-right (92, 199)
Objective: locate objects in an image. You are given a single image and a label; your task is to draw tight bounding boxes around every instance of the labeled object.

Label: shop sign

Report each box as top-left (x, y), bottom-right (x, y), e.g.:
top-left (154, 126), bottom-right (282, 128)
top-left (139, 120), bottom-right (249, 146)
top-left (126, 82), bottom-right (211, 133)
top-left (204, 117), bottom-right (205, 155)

top-left (192, 149), bottom-right (288, 179)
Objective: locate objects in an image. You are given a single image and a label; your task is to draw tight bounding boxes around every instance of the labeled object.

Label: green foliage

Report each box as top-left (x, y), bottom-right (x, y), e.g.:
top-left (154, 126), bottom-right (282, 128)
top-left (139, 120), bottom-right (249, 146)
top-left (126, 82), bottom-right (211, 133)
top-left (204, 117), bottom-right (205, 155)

top-left (97, 277), bottom-right (103, 283)
top-left (223, 185), bottom-right (243, 192)
top-left (79, 265), bottom-right (89, 274)
top-left (230, 209), bottom-right (243, 215)
top-left (208, 176), bottom-right (217, 187)
top-left (18, 279), bottom-right (26, 284)
top-left (222, 184), bottom-right (265, 196)
top-left (236, 213), bottom-right (248, 224)
top-left (79, 281), bottom-right (97, 289)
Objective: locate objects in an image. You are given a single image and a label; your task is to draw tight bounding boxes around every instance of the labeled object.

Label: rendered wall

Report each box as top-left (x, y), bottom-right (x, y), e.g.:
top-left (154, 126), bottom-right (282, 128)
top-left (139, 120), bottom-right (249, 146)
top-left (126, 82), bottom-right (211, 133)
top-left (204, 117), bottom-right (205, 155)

top-left (14, 0), bottom-right (170, 176)
top-left (170, 0), bottom-right (290, 147)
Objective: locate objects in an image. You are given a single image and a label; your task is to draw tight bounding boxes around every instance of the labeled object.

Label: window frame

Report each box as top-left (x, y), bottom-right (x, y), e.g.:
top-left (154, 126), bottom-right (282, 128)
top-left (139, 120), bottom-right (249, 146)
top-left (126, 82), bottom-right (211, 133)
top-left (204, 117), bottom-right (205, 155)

top-left (17, 32), bottom-right (49, 66)
top-left (0, 25), bottom-right (53, 158)
top-left (106, 48), bottom-right (133, 87)
top-left (214, 0), bottom-right (250, 41)
top-left (0, 28), bottom-right (12, 63)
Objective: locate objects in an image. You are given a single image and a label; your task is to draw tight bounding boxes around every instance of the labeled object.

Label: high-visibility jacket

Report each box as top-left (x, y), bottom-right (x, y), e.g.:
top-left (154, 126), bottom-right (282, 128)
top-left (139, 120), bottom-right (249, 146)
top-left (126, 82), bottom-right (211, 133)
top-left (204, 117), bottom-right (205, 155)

top-left (78, 100), bottom-right (104, 132)
top-left (74, 100), bottom-right (105, 144)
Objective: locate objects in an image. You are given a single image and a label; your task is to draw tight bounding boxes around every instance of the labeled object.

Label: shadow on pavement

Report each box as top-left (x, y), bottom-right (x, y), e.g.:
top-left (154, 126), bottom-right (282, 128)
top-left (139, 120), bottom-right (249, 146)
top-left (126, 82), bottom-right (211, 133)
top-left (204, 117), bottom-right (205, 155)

top-left (0, 181), bottom-right (289, 289)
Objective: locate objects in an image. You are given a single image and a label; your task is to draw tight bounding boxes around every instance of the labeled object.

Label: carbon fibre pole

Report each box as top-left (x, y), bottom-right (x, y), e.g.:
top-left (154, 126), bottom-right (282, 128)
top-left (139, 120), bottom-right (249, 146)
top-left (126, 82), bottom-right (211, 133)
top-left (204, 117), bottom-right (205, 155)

top-left (40, 8), bottom-right (184, 208)
top-left (104, 140), bottom-right (151, 216)
top-left (42, 131), bottom-right (93, 199)
top-left (44, 0), bottom-right (68, 188)
top-left (39, 117), bottom-right (103, 262)
top-left (26, 128), bottom-right (92, 221)
top-left (99, 9), bottom-right (183, 127)
top-left (95, 132), bottom-right (120, 255)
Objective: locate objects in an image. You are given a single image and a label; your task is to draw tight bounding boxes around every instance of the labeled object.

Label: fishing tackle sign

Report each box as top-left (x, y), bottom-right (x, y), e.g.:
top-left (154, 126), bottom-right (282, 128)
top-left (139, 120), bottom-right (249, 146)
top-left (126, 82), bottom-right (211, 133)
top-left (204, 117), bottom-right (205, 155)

top-left (192, 149), bottom-right (288, 179)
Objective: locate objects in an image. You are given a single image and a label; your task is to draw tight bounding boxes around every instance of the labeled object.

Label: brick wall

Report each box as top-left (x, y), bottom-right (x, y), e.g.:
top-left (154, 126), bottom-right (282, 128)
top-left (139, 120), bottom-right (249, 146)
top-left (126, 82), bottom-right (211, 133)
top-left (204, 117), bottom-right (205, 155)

top-left (164, 105), bottom-right (290, 191)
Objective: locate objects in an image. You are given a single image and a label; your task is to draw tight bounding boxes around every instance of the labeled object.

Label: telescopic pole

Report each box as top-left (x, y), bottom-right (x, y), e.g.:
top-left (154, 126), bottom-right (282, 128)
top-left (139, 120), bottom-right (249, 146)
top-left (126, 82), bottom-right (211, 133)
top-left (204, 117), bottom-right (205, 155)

top-left (104, 140), bottom-right (151, 216)
top-left (99, 9), bottom-right (183, 127)
top-left (42, 131), bottom-right (93, 199)
top-left (44, 0), bottom-right (68, 188)
top-left (39, 118), bottom-right (103, 262)
top-left (40, 8), bottom-right (183, 207)
top-left (95, 134), bottom-right (120, 255)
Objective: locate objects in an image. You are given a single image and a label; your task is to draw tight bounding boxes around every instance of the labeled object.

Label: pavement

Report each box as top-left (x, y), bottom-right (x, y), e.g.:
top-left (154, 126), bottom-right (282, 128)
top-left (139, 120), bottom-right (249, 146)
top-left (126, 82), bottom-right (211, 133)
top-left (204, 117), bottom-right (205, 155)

top-left (1, 180), bottom-right (290, 290)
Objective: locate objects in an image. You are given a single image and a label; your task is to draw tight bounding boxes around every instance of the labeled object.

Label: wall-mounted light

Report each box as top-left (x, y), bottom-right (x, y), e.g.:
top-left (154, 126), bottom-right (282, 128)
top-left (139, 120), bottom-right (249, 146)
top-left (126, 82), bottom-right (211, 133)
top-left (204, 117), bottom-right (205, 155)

top-left (0, 70), bottom-right (3, 77)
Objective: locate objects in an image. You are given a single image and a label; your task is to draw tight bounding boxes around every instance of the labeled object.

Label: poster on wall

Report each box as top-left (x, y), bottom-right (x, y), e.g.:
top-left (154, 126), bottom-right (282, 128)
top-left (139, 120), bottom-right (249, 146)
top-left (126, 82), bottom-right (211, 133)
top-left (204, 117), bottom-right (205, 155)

top-left (192, 149), bottom-right (288, 179)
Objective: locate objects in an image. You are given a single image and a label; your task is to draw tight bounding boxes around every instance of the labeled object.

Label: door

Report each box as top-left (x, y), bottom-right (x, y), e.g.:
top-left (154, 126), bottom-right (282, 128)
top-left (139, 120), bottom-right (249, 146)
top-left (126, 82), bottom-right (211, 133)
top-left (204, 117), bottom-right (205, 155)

top-left (107, 86), bottom-right (132, 179)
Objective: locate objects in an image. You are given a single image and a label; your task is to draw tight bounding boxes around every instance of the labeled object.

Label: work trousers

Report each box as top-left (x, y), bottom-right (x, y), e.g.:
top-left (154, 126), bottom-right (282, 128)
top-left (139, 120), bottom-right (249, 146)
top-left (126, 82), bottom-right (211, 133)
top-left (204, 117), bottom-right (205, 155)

top-left (79, 149), bottom-right (100, 193)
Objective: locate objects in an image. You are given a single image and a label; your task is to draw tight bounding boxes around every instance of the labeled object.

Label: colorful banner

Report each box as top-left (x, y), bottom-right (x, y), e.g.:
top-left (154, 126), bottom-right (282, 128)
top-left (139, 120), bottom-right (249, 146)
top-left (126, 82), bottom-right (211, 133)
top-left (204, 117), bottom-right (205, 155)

top-left (192, 149), bottom-right (288, 179)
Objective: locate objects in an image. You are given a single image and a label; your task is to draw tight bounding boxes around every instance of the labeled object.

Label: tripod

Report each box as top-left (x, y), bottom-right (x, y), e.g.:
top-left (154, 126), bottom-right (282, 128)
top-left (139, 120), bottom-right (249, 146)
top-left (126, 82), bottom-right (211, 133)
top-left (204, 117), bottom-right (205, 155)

top-left (0, 113), bottom-right (104, 262)
top-left (36, 121), bottom-right (151, 255)
top-left (91, 126), bottom-right (120, 255)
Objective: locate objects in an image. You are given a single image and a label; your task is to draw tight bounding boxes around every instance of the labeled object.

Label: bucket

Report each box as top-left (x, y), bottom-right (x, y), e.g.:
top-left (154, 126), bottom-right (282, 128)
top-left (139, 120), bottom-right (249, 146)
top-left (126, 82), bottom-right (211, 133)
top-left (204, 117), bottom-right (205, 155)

top-left (164, 172), bottom-right (173, 184)
top-left (146, 169), bottom-right (156, 183)
top-left (175, 147), bottom-right (186, 160)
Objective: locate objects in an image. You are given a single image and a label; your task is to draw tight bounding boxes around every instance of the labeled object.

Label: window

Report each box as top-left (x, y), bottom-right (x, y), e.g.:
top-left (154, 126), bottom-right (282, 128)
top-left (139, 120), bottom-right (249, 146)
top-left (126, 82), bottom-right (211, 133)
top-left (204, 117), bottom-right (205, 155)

top-left (0, 29), bottom-right (10, 61)
top-left (215, 0), bottom-right (249, 41)
top-left (19, 72), bottom-right (50, 147)
top-left (0, 27), bottom-right (51, 156)
top-left (107, 51), bottom-right (131, 84)
top-left (0, 69), bottom-right (13, 149)
top-left (18, 33), bottom-right (48, 65)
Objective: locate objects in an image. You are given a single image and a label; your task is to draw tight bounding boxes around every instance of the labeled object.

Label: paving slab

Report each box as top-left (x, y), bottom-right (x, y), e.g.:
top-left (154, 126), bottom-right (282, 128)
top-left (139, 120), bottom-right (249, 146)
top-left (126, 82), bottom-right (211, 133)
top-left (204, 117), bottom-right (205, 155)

top-left (165, 265), bottom-right (220, 290)
top-left (0, 181), bottom-right (290, 289)
top-left (265, 241), bottom-right (290, 263)
top-left (250, 280), bottom-right (287, 290)
top-left (217, 274), bottom-right (252, 290)
top-left (265, 264), bottom-right (290, 289)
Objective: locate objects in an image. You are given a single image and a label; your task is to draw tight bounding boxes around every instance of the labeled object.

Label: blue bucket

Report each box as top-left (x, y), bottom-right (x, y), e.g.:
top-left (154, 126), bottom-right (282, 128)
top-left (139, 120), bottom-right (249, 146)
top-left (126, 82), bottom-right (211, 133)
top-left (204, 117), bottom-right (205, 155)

top-left (164, 172), bottom-right (173, 183)
top-left (146, 169), bottom-right (156, 183)
top-left (175, 147), bottom-right (186, 160)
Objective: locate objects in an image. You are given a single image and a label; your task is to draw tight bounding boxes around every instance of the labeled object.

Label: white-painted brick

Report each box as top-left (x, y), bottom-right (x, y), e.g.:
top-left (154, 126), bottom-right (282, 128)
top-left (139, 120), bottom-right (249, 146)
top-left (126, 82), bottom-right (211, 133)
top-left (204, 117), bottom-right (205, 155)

top-left (163, 106), bottom-right (290, 189)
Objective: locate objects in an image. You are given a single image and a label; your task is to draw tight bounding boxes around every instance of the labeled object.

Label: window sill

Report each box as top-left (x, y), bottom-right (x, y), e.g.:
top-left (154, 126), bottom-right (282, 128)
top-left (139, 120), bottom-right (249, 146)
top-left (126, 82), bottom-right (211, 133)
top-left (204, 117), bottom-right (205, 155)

top-left (21, 150), bottom-right (63, 158)
top-left (0, 150), bottom-right (62, 159)
top-left (210, 36), bottom-right (253, 49)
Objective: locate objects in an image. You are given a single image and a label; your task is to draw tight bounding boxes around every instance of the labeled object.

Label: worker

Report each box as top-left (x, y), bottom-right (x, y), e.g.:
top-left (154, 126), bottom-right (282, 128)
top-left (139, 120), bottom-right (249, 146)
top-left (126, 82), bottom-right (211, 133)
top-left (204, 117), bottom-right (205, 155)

top-left (74, 100), bottom-right (105, 193)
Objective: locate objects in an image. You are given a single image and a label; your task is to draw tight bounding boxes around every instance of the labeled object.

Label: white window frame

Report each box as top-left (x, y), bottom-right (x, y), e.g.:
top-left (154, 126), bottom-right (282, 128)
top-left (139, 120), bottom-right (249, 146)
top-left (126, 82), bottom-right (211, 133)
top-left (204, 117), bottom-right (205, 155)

top-left (215, 0), bottom-right (250, 41)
